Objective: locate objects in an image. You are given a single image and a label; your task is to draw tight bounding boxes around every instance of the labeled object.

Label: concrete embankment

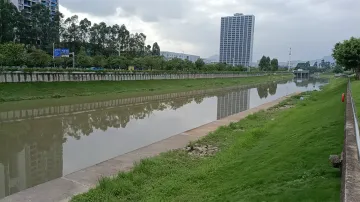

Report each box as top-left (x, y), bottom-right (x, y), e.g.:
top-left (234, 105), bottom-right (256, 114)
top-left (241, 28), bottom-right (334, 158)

top-left (0, 93), bottom-right (297, 202)
top-left (341, 81), bottom-right (360, 202)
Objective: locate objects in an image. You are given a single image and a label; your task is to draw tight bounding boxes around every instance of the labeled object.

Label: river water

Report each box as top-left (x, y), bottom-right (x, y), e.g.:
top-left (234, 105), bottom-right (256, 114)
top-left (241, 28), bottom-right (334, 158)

top-left (0, 78), bottom-right (328, 199)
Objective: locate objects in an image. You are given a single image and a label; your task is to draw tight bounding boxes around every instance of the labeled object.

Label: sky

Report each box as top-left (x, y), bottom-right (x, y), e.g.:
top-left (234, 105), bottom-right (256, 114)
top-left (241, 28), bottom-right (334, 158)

top-left (59, 0), bottom-right (360, 62)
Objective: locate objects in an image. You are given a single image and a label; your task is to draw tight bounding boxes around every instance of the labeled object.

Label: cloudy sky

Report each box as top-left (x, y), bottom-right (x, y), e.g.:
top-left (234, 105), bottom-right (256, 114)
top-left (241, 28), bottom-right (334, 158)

top-left (59, 0), bottom-right (360, 62)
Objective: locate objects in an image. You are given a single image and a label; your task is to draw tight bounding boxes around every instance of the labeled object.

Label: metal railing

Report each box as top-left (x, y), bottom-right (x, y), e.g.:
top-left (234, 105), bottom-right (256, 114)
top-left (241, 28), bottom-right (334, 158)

top-left (348, 79), bottom-right (360, 160)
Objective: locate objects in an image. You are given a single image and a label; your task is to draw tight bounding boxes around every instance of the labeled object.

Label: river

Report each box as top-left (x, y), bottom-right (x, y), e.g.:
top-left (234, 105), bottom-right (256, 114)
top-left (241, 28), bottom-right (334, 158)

top-left (0, 78), bottom-right (328, 199)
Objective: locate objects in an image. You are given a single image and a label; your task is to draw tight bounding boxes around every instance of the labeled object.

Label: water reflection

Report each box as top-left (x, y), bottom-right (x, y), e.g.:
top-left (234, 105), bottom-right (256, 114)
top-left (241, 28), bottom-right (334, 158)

top-left (0, 78), bottom-right (328, 199)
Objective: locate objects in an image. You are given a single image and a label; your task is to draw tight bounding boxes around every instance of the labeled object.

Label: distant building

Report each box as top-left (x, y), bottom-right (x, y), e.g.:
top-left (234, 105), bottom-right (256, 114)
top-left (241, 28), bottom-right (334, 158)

top-left (219, 13), bottom-right (255, 67)
top-left (8, 0), bottom-right (59, 17)
top-left (203, 58), bottom-right (218, 64)
top-left (160, 51), bottom-right (200, 63)
top-left (217, 89), bottom-right (250, 120)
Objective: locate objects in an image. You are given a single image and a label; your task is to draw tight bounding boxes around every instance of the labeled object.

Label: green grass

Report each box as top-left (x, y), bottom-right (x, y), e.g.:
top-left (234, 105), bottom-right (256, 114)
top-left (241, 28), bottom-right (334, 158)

top-left (351, 79), bottom-right (360, 113)
top-left (0, 75), bottom-right (291, 103)
top-left (71, 78), bottom-right (346, 202)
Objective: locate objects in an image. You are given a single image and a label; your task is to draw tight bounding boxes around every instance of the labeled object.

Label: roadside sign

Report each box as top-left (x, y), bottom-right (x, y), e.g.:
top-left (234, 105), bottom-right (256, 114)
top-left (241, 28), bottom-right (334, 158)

top-left (54, 48), bottom-right (70, 58)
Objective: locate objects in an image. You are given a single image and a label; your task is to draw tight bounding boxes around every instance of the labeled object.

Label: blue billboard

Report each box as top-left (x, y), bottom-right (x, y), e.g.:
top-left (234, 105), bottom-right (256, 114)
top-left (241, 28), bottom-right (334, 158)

top-left (54, 48), bottom-right (70, 57)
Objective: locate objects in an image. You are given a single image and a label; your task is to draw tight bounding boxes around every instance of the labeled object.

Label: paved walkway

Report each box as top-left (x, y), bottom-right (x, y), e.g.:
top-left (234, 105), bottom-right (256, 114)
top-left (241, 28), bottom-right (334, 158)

top-left (1, 94), bottom-right (296, 202)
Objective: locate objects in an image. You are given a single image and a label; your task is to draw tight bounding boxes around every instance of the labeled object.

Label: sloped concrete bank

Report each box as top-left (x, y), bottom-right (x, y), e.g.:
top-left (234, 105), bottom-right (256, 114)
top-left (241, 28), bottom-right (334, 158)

top-left (1, 94), bottom-right (297, 202)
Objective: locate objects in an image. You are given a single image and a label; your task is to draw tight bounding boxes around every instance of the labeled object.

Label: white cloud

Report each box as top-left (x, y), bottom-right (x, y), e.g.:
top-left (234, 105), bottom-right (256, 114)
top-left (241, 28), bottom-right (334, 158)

top-left (60, 0), bottom-right (360, 62)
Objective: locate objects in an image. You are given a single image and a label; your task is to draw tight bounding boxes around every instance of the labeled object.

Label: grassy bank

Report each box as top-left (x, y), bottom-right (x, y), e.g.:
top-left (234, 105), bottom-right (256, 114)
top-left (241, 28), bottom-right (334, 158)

top-left (72, 78), bottom-right (346, 202)
top-left (351, 79), bottom-right (360, 112)
top-left (0, 74), bottom-right (291, 102)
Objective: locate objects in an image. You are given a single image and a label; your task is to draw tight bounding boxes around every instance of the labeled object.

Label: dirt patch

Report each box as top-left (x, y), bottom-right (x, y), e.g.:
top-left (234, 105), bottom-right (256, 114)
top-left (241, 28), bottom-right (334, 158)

top-left (184, 144), bottom-right (219, 157)
top-left (279, 105), bottom-right (294, 110)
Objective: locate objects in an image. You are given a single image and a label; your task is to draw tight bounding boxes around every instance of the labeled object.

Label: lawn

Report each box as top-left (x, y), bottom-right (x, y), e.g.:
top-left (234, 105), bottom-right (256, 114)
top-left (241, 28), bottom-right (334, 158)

top-left (350, 79), bottom-right (360, 113)
top-left (72, 78), bottom-right (346, 202)
top-left (0, 74), bottom-right (291, 102)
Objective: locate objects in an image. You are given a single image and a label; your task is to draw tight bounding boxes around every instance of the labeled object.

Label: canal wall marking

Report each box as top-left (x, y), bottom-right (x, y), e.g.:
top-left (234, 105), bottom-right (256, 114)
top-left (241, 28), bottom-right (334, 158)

top-left (0, 93), bottom-right (297, 202)
top-left (0, 72), bottom-right (277, 83)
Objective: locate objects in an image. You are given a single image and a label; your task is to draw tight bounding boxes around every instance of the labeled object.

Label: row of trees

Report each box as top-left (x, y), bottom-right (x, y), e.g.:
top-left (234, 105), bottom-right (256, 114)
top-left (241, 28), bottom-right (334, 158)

top-left (0, 1), bottom-right (161, 58)
top-left (258, 56), bottom-right (279, 71)
top-left (0, 43), bottom-right (249, 71)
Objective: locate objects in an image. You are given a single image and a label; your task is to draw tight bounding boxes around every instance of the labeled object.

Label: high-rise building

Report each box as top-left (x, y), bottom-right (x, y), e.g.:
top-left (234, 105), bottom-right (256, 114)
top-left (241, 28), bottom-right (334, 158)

top-left (8, 0), bottom-right (59, 16)
top-left (217, 89), bottom-right (250, 120)
top-left (219, 13), bottom-right (255, 67)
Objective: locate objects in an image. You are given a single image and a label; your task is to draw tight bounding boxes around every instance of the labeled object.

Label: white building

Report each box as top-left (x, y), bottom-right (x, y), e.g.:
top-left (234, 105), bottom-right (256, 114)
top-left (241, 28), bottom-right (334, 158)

top-left (219, 13), bottom-right (255, 67)
top-left (7, 0), bottom-right (59, 17)
top-left (160, 51), bottom-right (200, 63)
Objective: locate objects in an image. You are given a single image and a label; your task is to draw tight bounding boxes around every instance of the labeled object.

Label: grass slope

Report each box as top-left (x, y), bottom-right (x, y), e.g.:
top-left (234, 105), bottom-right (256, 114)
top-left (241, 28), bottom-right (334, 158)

top-left (72, 78), bottom-right (345, 202)
top-left (351, 79), bottom-right (360, 113)
top-left (0, 75), bottom-right (291, 102)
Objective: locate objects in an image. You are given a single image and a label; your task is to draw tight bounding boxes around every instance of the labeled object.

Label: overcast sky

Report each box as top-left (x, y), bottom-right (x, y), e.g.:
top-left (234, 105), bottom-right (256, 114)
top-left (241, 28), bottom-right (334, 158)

top-left (59, 0), bottom-right (360, 62)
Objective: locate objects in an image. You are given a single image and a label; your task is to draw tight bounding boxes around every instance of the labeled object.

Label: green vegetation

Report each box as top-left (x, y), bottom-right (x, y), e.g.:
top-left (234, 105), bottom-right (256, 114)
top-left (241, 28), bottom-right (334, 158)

top-left (72, 78), bottom-right (346, 202)
top-left (0, 75), bottom-right (292, 102)
top-left (1, 1), bottom-right (252, 71)
top-left (351, 80), bottom-right (360, 112)
top-left (333, 37), bottom-right (360, 79)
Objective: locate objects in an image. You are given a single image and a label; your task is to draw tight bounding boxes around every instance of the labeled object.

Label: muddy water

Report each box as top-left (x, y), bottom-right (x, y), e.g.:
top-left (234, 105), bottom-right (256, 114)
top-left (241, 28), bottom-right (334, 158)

top-left (0, 78), bottom-right (327, 198)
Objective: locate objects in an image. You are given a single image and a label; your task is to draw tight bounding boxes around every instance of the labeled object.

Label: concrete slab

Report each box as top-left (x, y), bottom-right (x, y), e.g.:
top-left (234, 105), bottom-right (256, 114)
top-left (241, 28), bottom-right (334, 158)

top-left (1, 93), bottom-right (296, 202)
top-left (0, 178), bottom-right (88, 202)
top-left (341, 84), bottom-right (360, 202)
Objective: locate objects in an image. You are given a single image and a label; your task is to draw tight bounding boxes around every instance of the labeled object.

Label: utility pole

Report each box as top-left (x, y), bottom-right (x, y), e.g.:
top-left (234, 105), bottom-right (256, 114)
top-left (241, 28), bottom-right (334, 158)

top-left (53, 42), bottom-right (55, 68)
top-left (288, 47), bottom-right (292, 72)
top-left (70, 52), bottom-right (75, 69)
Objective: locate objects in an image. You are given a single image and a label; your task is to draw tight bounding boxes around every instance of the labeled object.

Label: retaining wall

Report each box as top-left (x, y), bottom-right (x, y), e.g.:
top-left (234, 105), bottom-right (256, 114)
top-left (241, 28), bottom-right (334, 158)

top-left (0, 72), bottom-right (272, 83)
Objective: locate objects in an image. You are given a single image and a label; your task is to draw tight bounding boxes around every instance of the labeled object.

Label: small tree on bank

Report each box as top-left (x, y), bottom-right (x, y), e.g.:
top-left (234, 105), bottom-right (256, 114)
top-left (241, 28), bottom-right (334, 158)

top-left (195, 58), bottom-right (205, 70)
top-left (271, 58), bottom-right (279, 71)
top-left (333, 37), bottom-right (360, 79)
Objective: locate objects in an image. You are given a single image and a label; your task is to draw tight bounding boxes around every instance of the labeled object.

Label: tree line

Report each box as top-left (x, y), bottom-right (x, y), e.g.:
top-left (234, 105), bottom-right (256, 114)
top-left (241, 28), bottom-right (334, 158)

top-left (0, 42), bottom-right (249, 71)
top-left (0, 1), bottom-right (252, 71)
top-left (0, 1), bottom-right (160, 57)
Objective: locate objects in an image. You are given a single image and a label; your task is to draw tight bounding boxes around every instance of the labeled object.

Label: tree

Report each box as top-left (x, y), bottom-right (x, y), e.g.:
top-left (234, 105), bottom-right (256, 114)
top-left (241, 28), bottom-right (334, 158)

top-left (0, 54), bottom-right (4, 67)
top-left (195, 58), bottom-right (205, 69)
top-left (270, 58), bottom-right (279, 71)
top-left (0, 1), bottom-right (19, 43)
top-left (27, 48), bottom-right (51, 67)
top-left (333, 37), bottom-right (360, 79)
top-left (107, 56), bottom-right (128, 69)
top-left (93, 55), bottom-right (106, 67)
top-left (333, 65), bottom-right (344, 74)
top-left (183, 59), bottom-right (195, 71)
top-left (77, 47), bottom-right (93, 68)
top-left (152, 42), bottom-right (160, 56)
top-left (0, 42), bottom-right (27, 66)
top-left (259, 56), bottom-right (271, 71)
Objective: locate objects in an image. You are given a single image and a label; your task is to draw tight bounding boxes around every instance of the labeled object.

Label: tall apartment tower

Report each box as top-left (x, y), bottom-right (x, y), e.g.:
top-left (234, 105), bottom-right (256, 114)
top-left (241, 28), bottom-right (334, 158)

top-left (8, 0), bottom-right (59, 16)
top-left (219, 13), bottom-right (255, 67)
